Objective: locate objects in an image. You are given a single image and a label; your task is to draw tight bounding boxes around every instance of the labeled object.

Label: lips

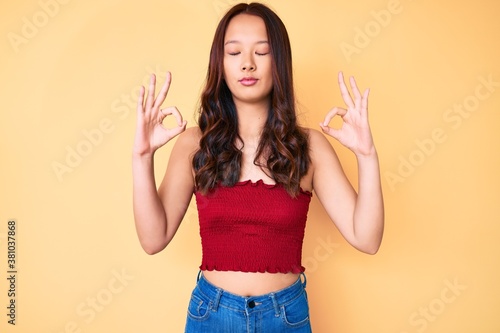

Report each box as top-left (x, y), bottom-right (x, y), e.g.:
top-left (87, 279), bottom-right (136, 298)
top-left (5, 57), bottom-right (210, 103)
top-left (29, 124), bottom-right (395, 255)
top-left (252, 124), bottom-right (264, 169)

top-left (239, 77), bottom-right (258, 86)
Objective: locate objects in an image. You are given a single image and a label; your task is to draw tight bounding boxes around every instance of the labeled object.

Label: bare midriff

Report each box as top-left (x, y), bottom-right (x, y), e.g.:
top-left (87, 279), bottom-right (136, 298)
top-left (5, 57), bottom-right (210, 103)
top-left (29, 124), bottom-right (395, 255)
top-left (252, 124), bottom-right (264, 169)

top-left (202, 270), bottom-right (300, 296)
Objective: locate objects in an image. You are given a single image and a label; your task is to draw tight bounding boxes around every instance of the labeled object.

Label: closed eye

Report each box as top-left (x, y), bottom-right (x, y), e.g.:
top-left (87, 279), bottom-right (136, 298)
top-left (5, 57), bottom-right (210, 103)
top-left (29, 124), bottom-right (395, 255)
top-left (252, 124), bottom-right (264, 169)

top-left (228, 52), bottom-right (240, 56)
top-left (256, 52), bottom-right (270, 56)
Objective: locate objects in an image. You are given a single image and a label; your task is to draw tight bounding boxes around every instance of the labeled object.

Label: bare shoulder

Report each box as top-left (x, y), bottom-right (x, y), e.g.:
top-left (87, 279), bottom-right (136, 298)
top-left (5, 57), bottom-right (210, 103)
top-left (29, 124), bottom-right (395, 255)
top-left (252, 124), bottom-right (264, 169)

top-left (161, 126), bottom-right (201, 191)
top-left (304, 127), bottom-right (326, 143)
top-left (303, 127), bottom-right (342, 172)
top-left (172, 126), bottom-right (201, 155)
top-left (300, 127), bottom-right (340, 191)
top-left (184, 125), bottom-right (202, 138)
top-left (303, 127), bottom-right (337, 157)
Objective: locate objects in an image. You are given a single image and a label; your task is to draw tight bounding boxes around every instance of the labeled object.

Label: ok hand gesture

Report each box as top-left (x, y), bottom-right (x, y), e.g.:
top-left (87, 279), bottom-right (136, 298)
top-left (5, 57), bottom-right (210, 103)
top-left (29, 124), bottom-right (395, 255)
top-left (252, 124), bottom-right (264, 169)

top-left (133, 72), bottom-right (187, 156)
top-left (319, 72), bottom-right (375, 157)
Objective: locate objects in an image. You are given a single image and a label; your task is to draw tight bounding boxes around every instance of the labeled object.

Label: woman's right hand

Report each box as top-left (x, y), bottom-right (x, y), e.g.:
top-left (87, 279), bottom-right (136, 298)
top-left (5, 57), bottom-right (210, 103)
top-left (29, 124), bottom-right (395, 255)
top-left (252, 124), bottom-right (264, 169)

top-left (133, 72), bottom-right (187, 156)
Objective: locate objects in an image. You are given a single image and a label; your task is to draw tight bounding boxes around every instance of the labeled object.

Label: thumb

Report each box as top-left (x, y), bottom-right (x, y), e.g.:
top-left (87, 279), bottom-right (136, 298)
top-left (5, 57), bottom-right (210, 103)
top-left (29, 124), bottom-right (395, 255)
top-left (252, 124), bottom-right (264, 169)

top-left (168, 121), bottom-right (187, 139)
top-left (319, 123), bottom-right (342, 141)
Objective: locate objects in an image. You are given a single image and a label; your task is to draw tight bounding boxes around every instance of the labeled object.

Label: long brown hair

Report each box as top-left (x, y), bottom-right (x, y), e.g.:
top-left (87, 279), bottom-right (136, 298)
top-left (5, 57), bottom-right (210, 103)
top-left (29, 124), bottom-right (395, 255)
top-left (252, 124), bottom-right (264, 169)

top-left (193, 2), bottom-right (310, 197)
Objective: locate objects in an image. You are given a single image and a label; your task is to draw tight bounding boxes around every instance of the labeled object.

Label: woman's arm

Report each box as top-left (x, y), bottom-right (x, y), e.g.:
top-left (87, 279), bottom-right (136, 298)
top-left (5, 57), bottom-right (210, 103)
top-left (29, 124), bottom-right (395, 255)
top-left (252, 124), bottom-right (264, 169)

top-left (132, 72), bottom-right (194, 255)
top-left (311, 72), bottom-right (384, 254)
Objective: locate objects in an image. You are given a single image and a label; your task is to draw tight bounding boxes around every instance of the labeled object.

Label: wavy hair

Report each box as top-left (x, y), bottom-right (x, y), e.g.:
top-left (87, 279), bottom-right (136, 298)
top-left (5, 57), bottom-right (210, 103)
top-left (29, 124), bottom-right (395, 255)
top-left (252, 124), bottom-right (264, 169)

top-left (193, 2), bottom-right (310, 197)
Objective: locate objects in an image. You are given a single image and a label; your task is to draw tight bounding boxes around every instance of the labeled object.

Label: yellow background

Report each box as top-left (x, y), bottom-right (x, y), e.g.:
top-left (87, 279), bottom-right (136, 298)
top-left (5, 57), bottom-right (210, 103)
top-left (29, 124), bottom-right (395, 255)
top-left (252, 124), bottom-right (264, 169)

top-left (1, 0), bottom-right (499, 332)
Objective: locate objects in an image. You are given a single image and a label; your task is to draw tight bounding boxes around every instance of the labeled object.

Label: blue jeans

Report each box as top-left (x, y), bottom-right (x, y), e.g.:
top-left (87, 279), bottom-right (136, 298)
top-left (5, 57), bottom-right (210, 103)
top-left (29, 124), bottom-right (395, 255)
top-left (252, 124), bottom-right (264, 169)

top-left (185, 271), bottom-right (312, 333)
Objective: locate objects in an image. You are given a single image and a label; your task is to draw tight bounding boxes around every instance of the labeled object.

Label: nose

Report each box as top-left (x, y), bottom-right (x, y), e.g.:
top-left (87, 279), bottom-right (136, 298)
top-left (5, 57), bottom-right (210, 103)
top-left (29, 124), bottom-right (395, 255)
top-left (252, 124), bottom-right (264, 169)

top-left (241, 55), bottom-right (256, 72)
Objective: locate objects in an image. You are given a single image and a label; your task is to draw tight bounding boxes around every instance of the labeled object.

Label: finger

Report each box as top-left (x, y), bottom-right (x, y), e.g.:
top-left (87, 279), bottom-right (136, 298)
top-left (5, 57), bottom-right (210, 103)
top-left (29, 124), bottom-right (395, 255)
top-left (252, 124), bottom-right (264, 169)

top-left (137, 86), bottom-right (144, 111)
top-left (136, 86), bottom-right (145, 115)
top-left (338, 72), bottom-right (355, 110)
top-left (361, 88), bottom-right (370, 119)
top-left (167, 121), bottom-right (188, 140)
top-left (158, 108), bottom-right (166, 123)
top-left (349, 76), bottom-right (362, 106)
top-left (319, 121), bottom-right (342, 140)
top-left (321, 106), bottom-right (347, 127)
top-left (153, 71), bottom-right (172, 110)
top-left (145, 74), bottom-right (156, 113)
top-left (160, 106), bottom-right (185, 127)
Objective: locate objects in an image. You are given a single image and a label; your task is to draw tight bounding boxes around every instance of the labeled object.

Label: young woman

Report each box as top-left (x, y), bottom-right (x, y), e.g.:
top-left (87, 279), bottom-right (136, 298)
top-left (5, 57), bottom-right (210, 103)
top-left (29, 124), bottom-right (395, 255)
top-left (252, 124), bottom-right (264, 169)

top-left (132, 3), bottom-right (384, 332)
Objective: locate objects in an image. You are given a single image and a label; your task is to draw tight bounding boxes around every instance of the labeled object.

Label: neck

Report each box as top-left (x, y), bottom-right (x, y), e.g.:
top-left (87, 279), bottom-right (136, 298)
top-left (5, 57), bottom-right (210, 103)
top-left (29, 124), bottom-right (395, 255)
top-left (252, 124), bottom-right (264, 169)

top-left (235, 99), bottom-right (269, 141)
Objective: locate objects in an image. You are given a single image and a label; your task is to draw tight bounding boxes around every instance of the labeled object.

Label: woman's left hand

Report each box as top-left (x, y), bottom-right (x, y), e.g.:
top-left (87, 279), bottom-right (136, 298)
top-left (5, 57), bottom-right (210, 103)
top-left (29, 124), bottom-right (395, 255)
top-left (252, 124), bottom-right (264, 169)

top-left (319, 72), bottom-right (375, 157)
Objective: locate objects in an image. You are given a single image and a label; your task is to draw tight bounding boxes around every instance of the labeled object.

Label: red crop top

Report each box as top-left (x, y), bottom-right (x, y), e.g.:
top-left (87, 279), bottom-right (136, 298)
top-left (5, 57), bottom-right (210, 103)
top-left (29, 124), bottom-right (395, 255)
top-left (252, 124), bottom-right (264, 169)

top-left (195, 179), bottom-right (312, 274)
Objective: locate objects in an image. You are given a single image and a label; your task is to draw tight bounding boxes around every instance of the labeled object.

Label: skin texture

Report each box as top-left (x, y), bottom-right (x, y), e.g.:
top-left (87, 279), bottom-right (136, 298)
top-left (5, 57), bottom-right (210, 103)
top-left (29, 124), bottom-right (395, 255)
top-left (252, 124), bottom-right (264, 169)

top-left (223, 14), bottom-right (273, 109)
top-left (132, 13), bottom-right (384, 296)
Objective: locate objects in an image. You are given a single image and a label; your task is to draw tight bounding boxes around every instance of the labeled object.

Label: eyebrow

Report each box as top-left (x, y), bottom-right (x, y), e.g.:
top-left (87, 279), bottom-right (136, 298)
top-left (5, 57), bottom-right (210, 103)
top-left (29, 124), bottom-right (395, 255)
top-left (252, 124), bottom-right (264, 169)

top-left (224, 40), bottom-right (269, 46)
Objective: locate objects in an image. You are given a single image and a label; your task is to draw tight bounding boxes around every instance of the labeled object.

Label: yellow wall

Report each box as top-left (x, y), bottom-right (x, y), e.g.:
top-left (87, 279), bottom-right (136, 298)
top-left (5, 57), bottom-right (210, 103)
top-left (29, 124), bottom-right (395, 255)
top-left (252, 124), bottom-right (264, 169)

top-left (1, 0), bottom-right (499, 332)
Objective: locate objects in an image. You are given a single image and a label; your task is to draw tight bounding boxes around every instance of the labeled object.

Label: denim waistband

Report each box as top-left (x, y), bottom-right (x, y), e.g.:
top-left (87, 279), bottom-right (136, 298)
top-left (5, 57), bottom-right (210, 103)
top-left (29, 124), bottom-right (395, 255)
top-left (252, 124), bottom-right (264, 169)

top-left (195, 271), bottom-right (307, 316)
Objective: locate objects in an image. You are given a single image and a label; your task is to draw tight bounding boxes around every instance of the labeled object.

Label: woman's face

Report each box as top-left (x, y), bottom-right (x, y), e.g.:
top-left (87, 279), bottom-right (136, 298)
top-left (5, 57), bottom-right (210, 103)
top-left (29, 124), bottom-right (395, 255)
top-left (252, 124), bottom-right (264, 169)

top-left (223, 14), bottom-right (273, 107)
